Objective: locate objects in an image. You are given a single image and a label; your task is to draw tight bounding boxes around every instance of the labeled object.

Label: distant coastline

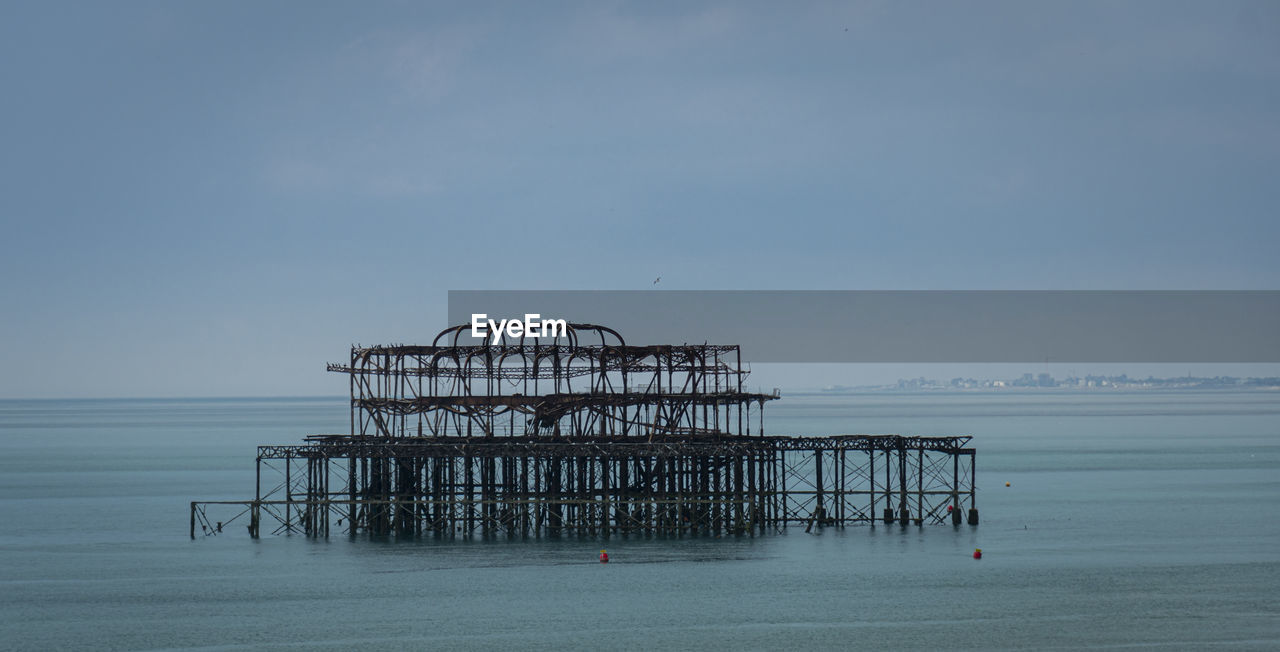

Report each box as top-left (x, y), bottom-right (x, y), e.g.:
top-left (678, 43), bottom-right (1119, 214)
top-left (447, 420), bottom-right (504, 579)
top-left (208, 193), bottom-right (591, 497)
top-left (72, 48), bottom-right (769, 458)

top-left (822, 374), bottom-right (1280, 393)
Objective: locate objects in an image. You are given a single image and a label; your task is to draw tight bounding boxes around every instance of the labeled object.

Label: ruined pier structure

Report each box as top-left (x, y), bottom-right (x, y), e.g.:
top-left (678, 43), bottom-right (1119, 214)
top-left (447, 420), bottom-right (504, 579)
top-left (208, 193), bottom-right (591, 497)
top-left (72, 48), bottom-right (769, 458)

top-left (191, 324), bottom-right (977, 538)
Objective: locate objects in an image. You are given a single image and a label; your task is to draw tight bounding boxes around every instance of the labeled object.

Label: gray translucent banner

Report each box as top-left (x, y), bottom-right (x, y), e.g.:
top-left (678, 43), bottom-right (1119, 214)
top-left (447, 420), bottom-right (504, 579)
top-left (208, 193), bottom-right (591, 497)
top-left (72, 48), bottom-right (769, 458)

top-left (447, 291), bottom-right (1280, 362)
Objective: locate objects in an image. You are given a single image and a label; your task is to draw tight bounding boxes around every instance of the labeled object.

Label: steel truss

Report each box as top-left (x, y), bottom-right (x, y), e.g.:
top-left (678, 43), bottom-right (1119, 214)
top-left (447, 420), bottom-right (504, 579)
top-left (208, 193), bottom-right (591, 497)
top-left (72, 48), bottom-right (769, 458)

top-left (191, 325), bottom-right (978, 539)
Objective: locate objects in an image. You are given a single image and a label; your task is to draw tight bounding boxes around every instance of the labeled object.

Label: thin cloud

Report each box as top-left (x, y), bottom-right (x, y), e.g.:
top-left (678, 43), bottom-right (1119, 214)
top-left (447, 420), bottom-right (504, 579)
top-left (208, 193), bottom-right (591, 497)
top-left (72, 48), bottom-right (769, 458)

top-left (334, 25), bottom-right (486, 103)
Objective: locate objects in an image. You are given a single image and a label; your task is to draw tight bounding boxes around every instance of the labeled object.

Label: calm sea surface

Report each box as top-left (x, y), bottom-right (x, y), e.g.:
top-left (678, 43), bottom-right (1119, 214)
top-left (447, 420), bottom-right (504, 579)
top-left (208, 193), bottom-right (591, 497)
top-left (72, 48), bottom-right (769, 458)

top-left (1, 391), bottom-right (1278, 650)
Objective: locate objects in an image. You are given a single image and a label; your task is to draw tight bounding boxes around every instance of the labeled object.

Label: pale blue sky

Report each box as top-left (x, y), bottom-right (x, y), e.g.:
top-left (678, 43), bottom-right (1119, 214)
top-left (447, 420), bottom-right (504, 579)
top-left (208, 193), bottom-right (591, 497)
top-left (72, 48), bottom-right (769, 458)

top-left (1, 1), bottom-right (1277, 397)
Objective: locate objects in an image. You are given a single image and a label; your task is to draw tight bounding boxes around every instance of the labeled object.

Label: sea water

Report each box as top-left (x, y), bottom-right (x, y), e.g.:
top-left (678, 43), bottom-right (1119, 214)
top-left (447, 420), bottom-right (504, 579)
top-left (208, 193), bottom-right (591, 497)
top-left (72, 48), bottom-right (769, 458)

top-left (1, 391), bottom-right (1278, 650)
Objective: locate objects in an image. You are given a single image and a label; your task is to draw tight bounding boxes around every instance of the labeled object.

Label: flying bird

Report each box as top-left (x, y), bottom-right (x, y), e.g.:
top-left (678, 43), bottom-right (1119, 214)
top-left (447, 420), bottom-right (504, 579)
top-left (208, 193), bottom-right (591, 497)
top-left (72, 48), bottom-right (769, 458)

top-left (653, 276), bottom-right (661, 285)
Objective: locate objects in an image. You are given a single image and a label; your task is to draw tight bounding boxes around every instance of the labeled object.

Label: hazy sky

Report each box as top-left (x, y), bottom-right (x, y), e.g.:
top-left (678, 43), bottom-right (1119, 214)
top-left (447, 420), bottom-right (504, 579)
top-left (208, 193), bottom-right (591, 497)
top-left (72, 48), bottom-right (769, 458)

top-left (2, 1), bottom-right (1277, 397)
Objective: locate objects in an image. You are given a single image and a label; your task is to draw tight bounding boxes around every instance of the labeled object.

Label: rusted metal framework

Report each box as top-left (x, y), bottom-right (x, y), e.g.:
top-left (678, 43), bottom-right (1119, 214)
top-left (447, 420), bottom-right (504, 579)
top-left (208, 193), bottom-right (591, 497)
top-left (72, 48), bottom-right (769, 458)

top-left (191, 324), bottom-right (977, 539)
top-left (330, 323), bottom-right (772, 439)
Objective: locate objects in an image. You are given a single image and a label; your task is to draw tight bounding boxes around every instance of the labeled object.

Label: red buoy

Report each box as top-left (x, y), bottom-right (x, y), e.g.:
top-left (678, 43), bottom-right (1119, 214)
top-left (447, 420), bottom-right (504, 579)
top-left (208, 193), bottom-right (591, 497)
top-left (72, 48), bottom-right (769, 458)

top-left (599, 550), bottom-right (609, 563)
top-left (973, 548), bottom-right (982, 560)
